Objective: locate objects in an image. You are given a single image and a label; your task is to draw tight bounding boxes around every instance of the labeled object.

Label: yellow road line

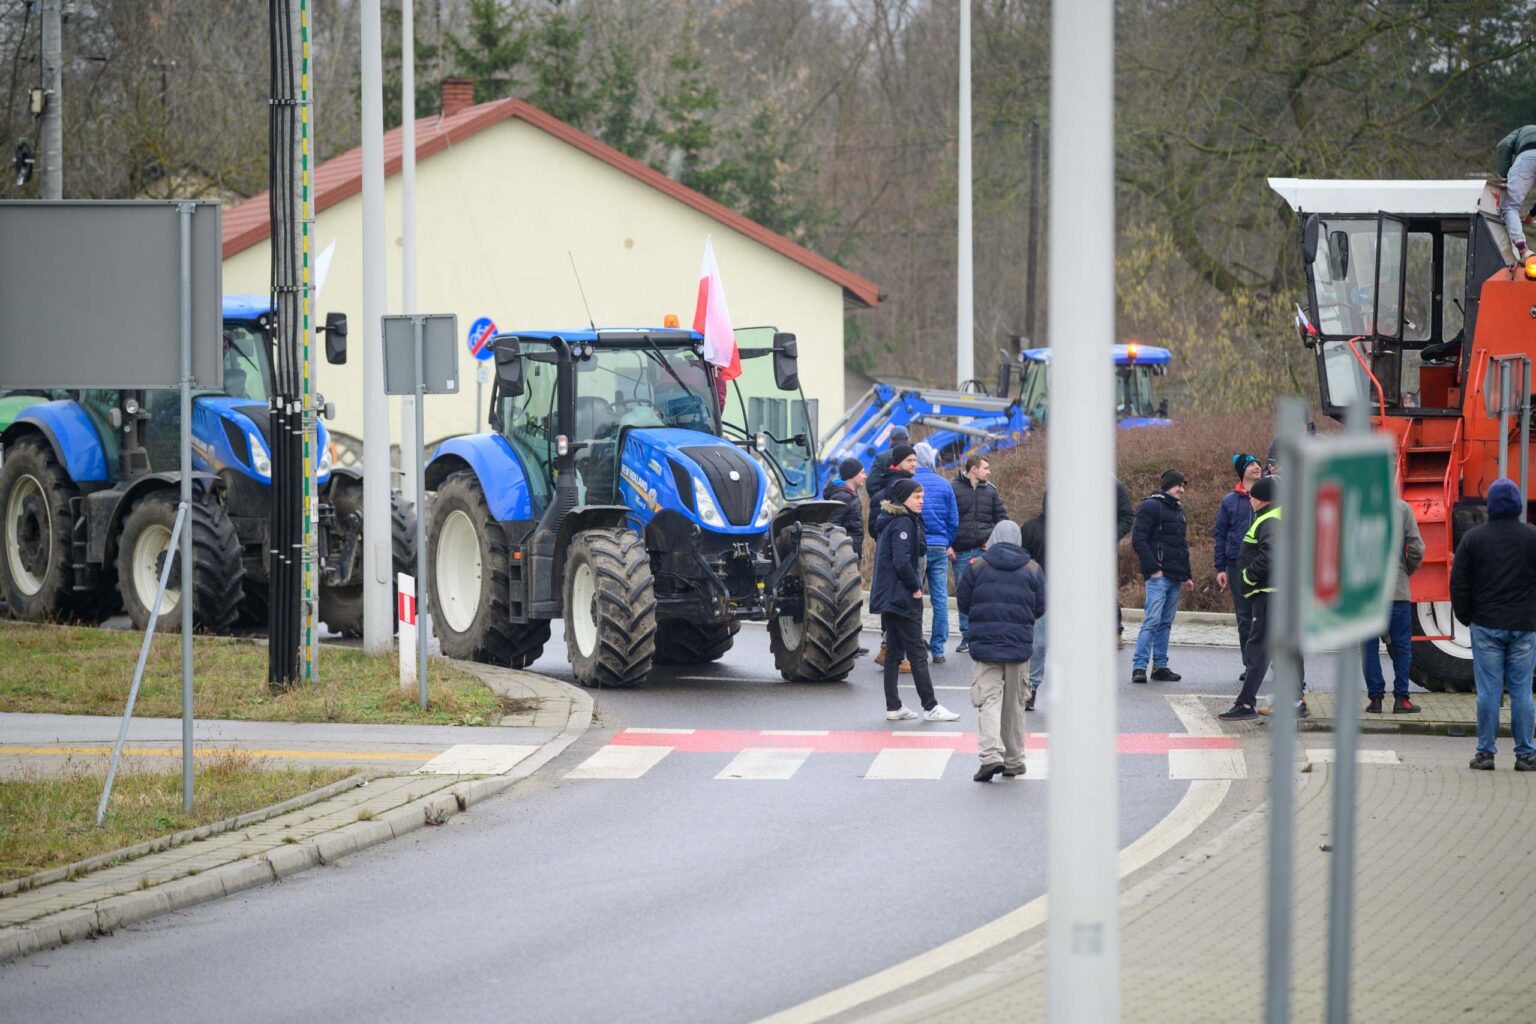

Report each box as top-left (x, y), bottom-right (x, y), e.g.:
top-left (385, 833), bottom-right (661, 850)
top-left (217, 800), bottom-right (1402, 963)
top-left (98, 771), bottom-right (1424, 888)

top-left (0, 746), bottom-right (434, 762)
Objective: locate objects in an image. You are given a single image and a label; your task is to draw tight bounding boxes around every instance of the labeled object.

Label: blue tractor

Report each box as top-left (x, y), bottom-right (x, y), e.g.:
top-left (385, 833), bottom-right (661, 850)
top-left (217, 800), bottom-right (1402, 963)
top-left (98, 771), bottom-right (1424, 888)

top-left (0, 296), bottom-right (413, 634)
top-left (424, 326), bottom-right (862, 688)
top-left (1005, 342), bottom-right (1173, 428)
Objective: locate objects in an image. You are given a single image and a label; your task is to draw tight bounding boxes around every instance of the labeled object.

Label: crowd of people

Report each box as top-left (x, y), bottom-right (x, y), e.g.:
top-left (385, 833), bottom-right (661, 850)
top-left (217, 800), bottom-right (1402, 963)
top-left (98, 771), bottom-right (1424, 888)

top-left (828, 428), bottom-right (1536, 779)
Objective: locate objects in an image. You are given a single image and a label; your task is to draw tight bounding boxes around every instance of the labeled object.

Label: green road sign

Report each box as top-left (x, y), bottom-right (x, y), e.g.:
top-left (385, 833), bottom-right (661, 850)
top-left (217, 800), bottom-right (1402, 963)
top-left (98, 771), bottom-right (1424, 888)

top-left (1295, 433), bottom-right (1400, 654)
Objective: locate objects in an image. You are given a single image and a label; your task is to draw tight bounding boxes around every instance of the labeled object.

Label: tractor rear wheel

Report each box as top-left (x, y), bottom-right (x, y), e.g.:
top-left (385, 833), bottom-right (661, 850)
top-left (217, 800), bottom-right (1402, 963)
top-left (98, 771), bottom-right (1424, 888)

top-left (0, 436), bottom-right (79, 621)
top-left (654, 619), bottom-right (740, 665)
top-left (769, 524), bottom-right (862, 682)
top-left (319, 482), bottom-right (416, 637)
top-left (563, 528), bottom-right (656, 688)
top-left (428, 470), bottom-right (549, 667)
top-left (1409, 601), bottom-right (1476, 693)
top-left (116, 491), bottom-right (244, 633)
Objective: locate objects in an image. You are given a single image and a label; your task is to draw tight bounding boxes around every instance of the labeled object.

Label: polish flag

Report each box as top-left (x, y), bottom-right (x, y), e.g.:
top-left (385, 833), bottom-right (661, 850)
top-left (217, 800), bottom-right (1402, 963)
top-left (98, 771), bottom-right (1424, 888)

top-left (693, 236), bottom-right (742, 381)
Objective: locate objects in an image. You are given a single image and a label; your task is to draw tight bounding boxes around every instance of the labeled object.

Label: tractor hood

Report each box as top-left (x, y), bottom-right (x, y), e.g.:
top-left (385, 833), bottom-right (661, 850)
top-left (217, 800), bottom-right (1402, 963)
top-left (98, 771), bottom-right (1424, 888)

top-left (618, 428), bottom-right (775, 534)
top-left (193, 396), bottom-right (332, 485)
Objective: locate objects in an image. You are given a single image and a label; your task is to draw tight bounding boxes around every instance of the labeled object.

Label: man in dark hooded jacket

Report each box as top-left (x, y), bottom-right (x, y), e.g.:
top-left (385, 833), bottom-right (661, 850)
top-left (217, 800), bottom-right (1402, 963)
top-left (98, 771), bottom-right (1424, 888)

top-left (957, 520), bottom-right (1044, 781)
top-left (821, 457), bottom-right (867, 565)
top-left (864, 427), bottom-right (911, 511)
top-left (870, 478), bottom-right (961, 723)
top-left (1131, 470), bottom-right (1193, 683)
top-left (867, 443), bottom-right (917, 540)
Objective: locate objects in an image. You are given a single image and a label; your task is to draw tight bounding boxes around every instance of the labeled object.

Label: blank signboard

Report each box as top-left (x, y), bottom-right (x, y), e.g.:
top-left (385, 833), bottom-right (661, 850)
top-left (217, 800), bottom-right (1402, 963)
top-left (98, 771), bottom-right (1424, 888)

top-left (383, 313), bottom-right (460, 396)
top-left (0, 201), bottom-right (223, 390)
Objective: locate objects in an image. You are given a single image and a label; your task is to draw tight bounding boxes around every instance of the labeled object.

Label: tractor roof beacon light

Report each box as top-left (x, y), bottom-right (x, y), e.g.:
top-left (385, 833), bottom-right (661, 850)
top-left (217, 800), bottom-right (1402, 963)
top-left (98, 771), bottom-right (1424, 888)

top-left (664, 313), bottom-right (680, 328)
top-left (1127, 340), bottom-right (1139, 362)
top-left (1525, 254), bottom-right (1536, 281)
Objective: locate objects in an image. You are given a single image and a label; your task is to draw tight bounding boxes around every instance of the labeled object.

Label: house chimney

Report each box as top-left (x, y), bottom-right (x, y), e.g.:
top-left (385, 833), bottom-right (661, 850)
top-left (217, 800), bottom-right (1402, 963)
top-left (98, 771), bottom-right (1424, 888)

top-left (441, 77), bottom-right (475, 119)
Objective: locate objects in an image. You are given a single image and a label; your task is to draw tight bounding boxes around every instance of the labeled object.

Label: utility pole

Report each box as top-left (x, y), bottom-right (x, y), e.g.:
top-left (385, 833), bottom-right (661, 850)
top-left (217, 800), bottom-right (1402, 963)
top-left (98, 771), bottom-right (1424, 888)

top-left (39, 0), bottom-right (63, 199)
top-left (361, 0), bottom-right (393, 654)
top-left (1024, 119), bottom-right (1042, 348)
top-left (401, 0), bottom-right (419, 533)
top-left (956, 0), bottom-right (974, 388)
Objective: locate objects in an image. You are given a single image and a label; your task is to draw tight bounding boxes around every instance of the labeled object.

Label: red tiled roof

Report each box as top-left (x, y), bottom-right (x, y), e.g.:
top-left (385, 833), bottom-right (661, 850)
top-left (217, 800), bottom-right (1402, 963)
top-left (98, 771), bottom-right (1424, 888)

top-left (223, 98), bottom-right (880, 308)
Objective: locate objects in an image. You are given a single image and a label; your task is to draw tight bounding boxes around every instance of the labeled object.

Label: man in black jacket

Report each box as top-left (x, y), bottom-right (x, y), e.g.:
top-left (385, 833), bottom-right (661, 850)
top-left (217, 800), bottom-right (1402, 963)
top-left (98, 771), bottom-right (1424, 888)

top-left (1115, 478), bottom-right (1134, 645)
top-left (953, 455), bottom-right (1009, 651)
top-left (1449, 478), bottom-right (1536, 770)
top-left (821, 457), bottom-right (867, 565)
top-left (864, 427), bottom-right (911, 510)
top-left (1130, 470), bottom-right (1193, 684)
top-left (1220, 475), bottom-right (1287, 720)
top-left (867, 443), bottom-right (917, 540)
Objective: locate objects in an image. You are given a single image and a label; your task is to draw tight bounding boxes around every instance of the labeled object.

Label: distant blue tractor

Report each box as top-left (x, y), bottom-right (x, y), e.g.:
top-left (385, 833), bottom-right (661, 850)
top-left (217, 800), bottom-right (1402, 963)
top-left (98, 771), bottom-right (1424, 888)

top-left (424, 326), bottom-right (862, 688)
top-left (1009, 342), bottom-right (1173, 428)
top-left (0, 296), bottom-right (411, 634)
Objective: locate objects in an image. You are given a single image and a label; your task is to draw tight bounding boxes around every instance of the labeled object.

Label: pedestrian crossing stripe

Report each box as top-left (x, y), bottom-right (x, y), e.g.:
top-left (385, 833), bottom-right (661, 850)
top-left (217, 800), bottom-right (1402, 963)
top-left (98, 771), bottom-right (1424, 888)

top-left (603, 728), bottom-right (1239, 755)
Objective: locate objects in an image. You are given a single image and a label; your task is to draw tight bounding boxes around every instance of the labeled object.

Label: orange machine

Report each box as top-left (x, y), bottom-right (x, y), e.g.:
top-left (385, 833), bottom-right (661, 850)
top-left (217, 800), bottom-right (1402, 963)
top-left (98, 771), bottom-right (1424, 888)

top-left (1271, 178), bottom-right (1536, 692)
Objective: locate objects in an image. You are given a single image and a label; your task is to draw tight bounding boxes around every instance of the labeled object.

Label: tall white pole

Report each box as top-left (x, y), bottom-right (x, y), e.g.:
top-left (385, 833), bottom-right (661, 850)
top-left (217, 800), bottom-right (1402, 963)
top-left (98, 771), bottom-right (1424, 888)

top-left (956, 0), bottom-right (974, 388)
top-left (1044, 0), bottom-right (1119, 1020)
top-left (40, 0), bottom-right (62, 199)
top-left (400, 0), bottom-right (419, 509)
top-left (361, 0), bottom-right (392, 654)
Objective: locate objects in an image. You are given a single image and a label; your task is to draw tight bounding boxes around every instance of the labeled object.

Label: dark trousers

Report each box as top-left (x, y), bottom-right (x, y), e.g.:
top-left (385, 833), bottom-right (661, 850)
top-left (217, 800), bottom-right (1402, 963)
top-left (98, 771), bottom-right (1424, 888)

top-left (1361, 599), bottom-right (1413, 699)
top-left (1231, 585), bottom-right (1253, 659)
top-left (882, 610), bottom-right (937, 712)
top-left (1236, 592), bottom-right (1306, 709)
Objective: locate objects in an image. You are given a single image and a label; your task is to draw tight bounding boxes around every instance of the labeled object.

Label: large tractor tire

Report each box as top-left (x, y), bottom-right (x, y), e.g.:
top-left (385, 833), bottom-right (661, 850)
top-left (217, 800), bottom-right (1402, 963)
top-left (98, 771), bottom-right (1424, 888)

top-left (115, 491), bottom-right (244, 634)
top-left (319, 481), bottom-right (416, 637)
top-left (427, 470), bottom-right (550, 668)
top-left (563, 528), bottom-right (656, 688)
top-left (0, 435), bottom-right (81, 621)
top-left (1409, 601), bottom-right (1476, 693)
top-left (654, 619), bottom-right (740, 665)
top-left (769, 523), bottom-right (862, 682)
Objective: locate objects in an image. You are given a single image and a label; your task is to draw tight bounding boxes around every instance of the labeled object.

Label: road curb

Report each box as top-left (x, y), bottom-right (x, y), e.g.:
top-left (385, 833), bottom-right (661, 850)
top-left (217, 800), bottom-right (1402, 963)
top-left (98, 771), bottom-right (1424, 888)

top-left (0, 660), bottom-right (593, 965)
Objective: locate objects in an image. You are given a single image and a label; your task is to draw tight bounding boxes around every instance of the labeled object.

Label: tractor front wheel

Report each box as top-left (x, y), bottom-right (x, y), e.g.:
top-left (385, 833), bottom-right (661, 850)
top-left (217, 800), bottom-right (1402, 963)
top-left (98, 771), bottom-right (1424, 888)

top-left (0, 436), bottom-right (80, 621)
top-left (769, 524), bottom-right (862, 682)
top-left (427, 470), bottom-right (549, 667)
top-left (319, 482), bottom-right (416, 637)
top-left (115, 491), bottom-right (244, 633)
top-left (563, 528), bottom-right (656, 688)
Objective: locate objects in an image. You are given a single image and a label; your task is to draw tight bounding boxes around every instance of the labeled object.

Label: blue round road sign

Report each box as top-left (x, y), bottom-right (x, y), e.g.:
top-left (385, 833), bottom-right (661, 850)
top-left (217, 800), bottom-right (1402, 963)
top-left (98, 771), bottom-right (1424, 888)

top-left (467, 316), bottom-right (497, 361)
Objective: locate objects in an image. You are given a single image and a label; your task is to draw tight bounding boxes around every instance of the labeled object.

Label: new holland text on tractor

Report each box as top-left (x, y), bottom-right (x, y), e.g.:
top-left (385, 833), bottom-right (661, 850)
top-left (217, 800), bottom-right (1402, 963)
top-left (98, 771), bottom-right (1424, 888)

top-left (424, 326), bottom-right (863, 688)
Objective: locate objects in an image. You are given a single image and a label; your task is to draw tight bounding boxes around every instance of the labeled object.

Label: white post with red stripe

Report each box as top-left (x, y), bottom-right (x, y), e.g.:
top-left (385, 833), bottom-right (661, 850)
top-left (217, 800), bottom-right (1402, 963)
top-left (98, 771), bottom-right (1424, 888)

top-left (398, 572), bottom-right (417, 692)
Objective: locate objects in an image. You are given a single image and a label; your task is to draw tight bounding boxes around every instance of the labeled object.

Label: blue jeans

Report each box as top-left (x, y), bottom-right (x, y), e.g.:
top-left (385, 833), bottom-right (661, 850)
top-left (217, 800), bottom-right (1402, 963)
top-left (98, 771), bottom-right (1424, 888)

top-left (926, 545), bottom-right (950, 656)
top-left (1470, 625), bottom-right (1536, 758)
top-left (1362, 600), bottom-right (1413, 699)
top-left (1029, 613), bottom-right (1046, 689)
top-left (954, 547), bottom-right (983, 636)
top-left (1132, 575), bottom-right (1182, 670)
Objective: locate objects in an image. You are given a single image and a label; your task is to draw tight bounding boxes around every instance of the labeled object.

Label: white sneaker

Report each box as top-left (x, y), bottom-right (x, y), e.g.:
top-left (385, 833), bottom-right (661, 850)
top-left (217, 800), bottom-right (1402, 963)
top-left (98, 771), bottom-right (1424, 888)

top-left (886, 706), bottom-right (920, 721)
top-left (924, 704), bottom-right (961, 723)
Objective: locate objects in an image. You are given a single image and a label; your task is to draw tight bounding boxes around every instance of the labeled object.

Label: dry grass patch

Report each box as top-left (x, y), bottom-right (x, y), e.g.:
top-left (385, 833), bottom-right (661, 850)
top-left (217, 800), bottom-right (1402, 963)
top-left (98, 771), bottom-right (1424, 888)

top-left (0, 751), bottom-right (350, 883)
top-left (0, 624), bottom-right (507, 725)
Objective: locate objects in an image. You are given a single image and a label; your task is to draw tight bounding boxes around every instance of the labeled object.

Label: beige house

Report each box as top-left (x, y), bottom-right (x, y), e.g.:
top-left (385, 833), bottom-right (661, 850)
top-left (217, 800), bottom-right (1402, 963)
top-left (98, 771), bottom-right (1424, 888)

top-left (222, 85), bottom-right (879, 453)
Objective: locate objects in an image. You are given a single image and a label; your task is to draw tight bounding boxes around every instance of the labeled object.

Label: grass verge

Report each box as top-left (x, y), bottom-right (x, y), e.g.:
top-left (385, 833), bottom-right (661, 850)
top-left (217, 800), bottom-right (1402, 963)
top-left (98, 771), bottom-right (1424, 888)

top-left (0, 751), bottom-right (352, 883)
top-left (0, 623), bottom-right (523, 725)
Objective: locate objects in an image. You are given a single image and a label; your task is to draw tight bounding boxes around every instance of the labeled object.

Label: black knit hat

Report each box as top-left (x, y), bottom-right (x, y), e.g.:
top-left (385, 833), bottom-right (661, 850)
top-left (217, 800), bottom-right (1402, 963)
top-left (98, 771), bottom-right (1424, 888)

top-left (889, 478), bottom-right (922, 504)
top-left (1250, 475), bottom-right (1279, 502)
top-left (888, 443), bottom-right (916, 468)
top-left (1233, 453), bottom-right (1259, 478)
top-left (1160, 469), bottom-right (1187, 491)
top-left (838, 457), bottom-right (865, 481)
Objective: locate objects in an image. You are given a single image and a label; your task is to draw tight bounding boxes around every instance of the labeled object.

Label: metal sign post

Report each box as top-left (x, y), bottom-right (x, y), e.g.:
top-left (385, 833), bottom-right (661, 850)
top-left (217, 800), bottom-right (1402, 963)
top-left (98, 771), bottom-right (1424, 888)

top-left (383, 313), bottom-right (458, 708)
top-left (1484, 355), bottom-right (1532, 519)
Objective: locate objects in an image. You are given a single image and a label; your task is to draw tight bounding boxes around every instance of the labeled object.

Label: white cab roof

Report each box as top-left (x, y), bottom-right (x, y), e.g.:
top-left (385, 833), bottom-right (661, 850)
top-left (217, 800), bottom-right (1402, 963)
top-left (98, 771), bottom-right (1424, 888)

top-left (1268, 177), bottom-right (1492, 215)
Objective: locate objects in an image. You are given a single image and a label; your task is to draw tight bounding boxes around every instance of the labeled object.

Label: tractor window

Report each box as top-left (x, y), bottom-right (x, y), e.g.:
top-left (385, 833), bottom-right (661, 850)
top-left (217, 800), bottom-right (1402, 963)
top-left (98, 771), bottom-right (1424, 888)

top-left (1442, 233), bottom-right (1468, 342)
top-left (500, 346), bottom-right (557, 512)
top-left (1309, 218), bottom-right (1381, 337)
top-left (726, 326), bottom-right (818, 500)
top-left (1116, 366), bottom-right (1156, 419)
top-left (1017, 362), bottom-right (1049, 423)
top-left (1403, 231), bottom-right (1434, 344)
top-left (222, 325), bottom-right (272, 402)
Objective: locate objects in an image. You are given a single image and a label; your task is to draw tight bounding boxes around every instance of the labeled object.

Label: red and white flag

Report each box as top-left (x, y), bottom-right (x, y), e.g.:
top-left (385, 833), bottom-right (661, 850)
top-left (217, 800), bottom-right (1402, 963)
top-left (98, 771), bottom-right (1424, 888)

top-left (693, 236), bottom-right (741, 381)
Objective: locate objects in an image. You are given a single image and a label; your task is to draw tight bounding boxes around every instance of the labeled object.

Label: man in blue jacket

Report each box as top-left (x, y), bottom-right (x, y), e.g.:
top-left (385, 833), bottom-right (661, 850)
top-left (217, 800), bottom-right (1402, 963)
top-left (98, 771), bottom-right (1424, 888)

top-left (957, 520), bottom-right (1045, 782)
top-left (1214, 454), bottom-right (1262, 677)
top-left (1131, 469), bottom-right (1194, 684)
top-left (914, 443), bottom-right (959, 662)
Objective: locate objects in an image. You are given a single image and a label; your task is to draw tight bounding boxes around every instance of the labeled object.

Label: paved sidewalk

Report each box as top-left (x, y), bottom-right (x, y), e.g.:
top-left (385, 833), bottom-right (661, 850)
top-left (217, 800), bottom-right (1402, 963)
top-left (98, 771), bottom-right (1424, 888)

top-left (1302, 689), bottom-right (1522, 738)
top-left (0, 662), bottom-right (591, 963)
top-left (852, 730), bottom-right (1534, 1023)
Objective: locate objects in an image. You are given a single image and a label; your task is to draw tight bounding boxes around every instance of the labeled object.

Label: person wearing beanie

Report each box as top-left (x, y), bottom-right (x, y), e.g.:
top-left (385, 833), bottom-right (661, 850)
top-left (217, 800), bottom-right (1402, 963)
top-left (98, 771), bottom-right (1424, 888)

top-left (869, 479), bottom-right (962, 723)
top-left (864, 427), bottom-right (912, 509)
top-left (953, 455), bottom-right (1010, 652)
top-left (1450, 478), bottom-right (1536, 770)
top-left (1130, 469), bottom-right (1194, 684)
top-left (1360, 498), bottom-right (1425, 716)
top-left (1214, 454), bottom-right (1264, 674)
top-left (1220, 474), bottom-right (1308, 721)
top-left (822, 457), bottom-right (868, 568)
top-left (912, 442), bottom-right (960, 662)
top-left (957, 519), bottom-right (1045, 781)
top-left (867, 443), bottom-right (918, 541)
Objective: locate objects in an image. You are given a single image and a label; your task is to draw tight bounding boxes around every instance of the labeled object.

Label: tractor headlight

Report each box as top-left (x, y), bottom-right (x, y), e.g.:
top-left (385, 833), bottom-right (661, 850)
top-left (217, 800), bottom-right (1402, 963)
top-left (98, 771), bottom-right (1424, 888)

top-left (248, 432), bottom-right (272, 480)
top-left (754, 471), bottom-right (783, 527)
top-left (694, 478), bottom-right (726, 527)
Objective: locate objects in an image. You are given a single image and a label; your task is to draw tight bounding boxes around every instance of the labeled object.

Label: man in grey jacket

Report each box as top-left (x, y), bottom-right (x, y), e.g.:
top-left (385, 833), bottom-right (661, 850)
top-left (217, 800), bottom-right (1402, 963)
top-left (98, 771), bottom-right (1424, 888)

top-left (1361, 499), bottom-right (1425, 714)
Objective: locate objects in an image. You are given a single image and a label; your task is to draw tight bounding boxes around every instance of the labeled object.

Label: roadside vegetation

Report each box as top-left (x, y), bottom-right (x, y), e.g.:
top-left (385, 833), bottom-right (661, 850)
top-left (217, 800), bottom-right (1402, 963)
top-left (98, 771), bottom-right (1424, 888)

top-left (0, 624), bottom-right (515, 725)
top-left (0, 751), bottom-right (351, 883)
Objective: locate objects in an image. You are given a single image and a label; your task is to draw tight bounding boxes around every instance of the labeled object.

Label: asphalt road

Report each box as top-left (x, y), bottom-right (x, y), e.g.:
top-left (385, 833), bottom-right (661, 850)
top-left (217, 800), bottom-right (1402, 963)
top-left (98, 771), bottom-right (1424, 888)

top-left (0, 628), bottom-right (1338, 1024)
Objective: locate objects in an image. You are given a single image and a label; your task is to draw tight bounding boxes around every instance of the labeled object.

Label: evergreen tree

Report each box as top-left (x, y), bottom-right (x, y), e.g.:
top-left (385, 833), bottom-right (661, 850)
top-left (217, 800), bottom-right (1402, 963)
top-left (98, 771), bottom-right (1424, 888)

top-left (717, 104), bottom-right (821, 242)
top-left (382, 1), bottom-right (445, 129)
top-left (594, 40), bottom-right (651, 160)
top-left (528, 0), bottom-right (597, 127)
top-left (654, 14), bottom-right (727, 197)
top-left (447, 0), bottom-right (532, 103)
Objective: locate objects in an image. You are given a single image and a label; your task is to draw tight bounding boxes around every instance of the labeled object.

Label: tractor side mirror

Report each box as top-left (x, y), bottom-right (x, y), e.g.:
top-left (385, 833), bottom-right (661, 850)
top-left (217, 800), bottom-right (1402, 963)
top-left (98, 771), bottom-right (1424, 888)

top-left (1157, 398), bottom-right (1169, 418)
top-left (1328, 229), bottom-right (1350, 280)
top-left (772, 332), bottom-right (799, 391)
top-left (995, 350), bottom-right (1014, 397)
top-left (323, 312), bottom-right (348, 365)
top-left (495, 336), bottom-right (524, 397)
top-left (1301, 214), bottom-right (1321, 265)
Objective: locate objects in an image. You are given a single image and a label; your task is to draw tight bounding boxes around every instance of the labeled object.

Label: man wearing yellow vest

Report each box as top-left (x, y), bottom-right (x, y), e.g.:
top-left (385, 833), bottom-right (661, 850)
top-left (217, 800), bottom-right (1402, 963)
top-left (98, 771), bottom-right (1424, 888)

top-left (1219, 475), bottom-right (1306, 721)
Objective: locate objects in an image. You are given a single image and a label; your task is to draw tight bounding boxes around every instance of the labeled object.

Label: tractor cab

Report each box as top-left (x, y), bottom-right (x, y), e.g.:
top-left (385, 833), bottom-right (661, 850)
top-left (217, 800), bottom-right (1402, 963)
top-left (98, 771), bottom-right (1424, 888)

top-left (1011, 343), bottom-right (1171, 427)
